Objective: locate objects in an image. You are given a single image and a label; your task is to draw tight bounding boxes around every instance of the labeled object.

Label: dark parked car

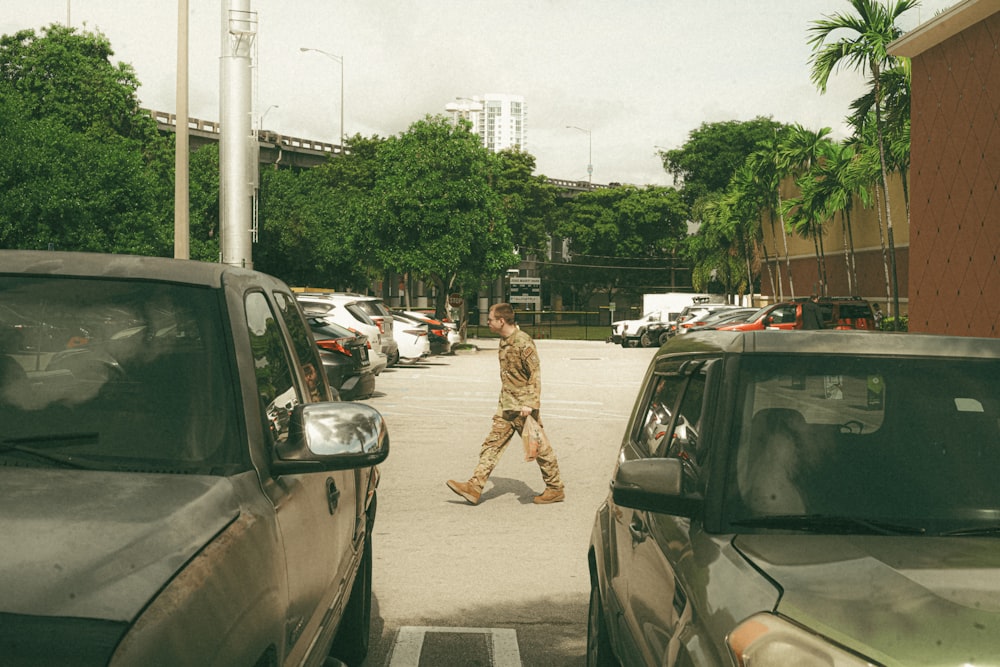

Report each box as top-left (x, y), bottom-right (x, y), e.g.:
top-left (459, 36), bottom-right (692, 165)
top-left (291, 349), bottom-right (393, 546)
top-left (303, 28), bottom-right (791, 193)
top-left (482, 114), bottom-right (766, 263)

top-left (0, 250), bottom-right (389, 666)
top-left (307, 315), bottom-right (376, 400)
top-left (588, 329), bottom-right (1000, 666)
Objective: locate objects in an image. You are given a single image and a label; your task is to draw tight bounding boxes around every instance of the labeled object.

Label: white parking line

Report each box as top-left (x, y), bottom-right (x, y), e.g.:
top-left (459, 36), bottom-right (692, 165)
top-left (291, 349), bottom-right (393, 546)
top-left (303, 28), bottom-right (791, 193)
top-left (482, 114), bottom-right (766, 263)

top-left (389, 626), bottom-right (522, 667)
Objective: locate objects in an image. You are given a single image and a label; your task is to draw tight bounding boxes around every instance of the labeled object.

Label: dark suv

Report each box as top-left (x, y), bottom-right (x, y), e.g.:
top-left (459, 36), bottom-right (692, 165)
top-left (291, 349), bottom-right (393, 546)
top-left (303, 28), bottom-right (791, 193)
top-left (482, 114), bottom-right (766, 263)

top-left (588, 329), bottom-right (1000, 666)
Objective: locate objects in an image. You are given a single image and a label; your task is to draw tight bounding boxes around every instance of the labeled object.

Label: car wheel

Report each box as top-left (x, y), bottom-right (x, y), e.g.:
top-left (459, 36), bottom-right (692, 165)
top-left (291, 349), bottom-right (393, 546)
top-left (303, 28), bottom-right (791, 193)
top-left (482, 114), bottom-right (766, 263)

top-left (587, 579), bottom-right (618, 667)
top-left (640, 331), bottom-right (653, 348)
top-left (620, 338), bottom-right (629, 348)
top-left (388, 348), bottom-right (400, 366)
top-left (330, 532), bottom-right (373, 666)
top-left (658, 331), bottom-right (671, 346)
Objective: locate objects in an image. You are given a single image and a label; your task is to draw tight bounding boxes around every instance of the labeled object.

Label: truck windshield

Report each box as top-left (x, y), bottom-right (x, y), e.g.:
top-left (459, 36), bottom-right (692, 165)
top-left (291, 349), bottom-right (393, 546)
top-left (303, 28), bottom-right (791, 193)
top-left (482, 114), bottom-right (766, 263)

top-left (725, 354), bottom-right (1000, 535)
top-left (0, 276), bottom-right (243, 474)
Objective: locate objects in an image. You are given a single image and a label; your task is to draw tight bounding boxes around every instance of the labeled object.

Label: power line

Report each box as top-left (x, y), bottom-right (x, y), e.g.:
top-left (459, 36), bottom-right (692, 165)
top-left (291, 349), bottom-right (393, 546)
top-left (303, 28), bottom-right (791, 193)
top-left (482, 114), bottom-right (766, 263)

top-left (537, 260), bottom-right (686, 271)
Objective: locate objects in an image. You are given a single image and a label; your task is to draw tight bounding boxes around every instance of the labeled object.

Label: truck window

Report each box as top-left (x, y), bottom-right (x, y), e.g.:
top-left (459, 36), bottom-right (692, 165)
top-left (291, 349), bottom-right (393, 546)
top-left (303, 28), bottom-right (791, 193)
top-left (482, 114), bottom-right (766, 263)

top-left (274, 291), bottom-right (329, 402)
top-left (245, 291), bottom-right (300, 447)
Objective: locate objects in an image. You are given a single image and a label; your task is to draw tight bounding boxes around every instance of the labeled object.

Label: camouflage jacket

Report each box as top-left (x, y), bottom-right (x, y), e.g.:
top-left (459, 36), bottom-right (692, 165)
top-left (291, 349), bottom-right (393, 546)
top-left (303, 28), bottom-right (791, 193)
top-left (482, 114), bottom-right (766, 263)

top-left (496, 326), bottom-right (541, 415)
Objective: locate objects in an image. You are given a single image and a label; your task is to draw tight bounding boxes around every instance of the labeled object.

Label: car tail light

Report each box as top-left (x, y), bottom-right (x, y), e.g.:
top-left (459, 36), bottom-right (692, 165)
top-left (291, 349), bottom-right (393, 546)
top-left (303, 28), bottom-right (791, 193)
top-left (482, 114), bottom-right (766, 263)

top-left (376, 319), bottom-right (385, 334)
top-left (316, 339), bottom-right (351, 356)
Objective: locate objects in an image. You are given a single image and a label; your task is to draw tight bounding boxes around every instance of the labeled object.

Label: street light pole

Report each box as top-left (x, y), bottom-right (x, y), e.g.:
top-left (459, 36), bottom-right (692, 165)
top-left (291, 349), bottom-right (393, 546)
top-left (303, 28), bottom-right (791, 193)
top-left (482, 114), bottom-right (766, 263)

top-left (566, 125), bottom-right (593, 183)
top-left (259, 104), bottom-right (278, 131)
top-left (299, 47), bottom-right (344, 150)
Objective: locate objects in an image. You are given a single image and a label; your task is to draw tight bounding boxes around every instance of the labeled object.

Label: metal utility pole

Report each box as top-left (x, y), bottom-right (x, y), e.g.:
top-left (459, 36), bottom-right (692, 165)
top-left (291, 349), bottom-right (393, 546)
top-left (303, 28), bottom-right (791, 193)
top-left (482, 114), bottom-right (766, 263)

top-left (219, 0), bottom-right (256, 268)
top-left (174, 0), bottom-right (190, 259)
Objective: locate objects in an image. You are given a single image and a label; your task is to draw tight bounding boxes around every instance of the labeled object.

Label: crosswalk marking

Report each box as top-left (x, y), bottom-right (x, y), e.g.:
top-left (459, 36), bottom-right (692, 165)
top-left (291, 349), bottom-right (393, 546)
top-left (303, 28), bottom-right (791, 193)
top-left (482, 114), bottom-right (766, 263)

top-left (388, 626), bottom-right (522, 667)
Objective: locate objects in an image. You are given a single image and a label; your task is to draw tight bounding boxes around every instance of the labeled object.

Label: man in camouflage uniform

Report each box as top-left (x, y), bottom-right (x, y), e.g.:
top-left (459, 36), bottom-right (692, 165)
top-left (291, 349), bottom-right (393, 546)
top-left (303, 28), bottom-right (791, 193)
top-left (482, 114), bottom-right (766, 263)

top-left (447, 302), bottom-right (565, 505)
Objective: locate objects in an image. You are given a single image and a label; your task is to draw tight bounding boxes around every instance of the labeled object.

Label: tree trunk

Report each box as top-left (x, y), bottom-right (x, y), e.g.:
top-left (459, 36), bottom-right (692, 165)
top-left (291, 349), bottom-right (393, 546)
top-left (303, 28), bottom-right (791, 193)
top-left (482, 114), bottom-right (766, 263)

top-left (778, 195), bottom-right (796, 300)
top-left (873, 184), bottom-right (893, 313)
top-left (766, 210), bottom-right (781, 300)
top-left (845, 206), bottom-right (859, 297)
top-left (840, 211), bottom-right (854, 297)
top-left (872, 61), bottom-right (901, 328)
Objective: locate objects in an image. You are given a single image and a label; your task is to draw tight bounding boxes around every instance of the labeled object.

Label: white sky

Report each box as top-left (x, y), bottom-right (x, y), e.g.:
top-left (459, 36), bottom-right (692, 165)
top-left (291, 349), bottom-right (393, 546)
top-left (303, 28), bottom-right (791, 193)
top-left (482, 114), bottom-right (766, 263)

top-left (3, 0), bottom-right (957, 186)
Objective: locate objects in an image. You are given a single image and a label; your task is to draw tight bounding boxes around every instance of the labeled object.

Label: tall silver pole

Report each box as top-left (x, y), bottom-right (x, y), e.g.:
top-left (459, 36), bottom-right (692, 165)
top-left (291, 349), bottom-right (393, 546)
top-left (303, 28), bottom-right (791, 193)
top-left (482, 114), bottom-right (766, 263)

top-left (174, 0), bottom-right (190, 259)
top-left (219, 0), bottom-right (255, 268)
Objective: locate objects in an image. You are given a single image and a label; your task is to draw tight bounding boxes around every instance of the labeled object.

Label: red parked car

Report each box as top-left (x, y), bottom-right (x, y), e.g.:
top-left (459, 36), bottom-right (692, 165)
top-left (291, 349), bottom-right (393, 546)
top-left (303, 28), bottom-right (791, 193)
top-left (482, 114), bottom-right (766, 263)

top-left (718, 297), bottom-right (876, 332)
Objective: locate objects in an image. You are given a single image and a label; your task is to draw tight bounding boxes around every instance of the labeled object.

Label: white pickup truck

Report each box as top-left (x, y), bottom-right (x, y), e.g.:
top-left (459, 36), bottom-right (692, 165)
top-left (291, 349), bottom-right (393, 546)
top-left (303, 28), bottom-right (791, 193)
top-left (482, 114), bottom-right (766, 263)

top-left (611, 309), bottom-right (678, 348)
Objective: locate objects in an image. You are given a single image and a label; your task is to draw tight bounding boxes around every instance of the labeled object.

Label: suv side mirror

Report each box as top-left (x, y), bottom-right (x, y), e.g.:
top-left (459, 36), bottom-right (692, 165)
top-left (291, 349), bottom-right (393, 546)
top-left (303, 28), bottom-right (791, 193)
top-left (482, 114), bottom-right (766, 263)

top-left (612, 458), bottom-right (702, 517)
top-left (273, 402), bottom-right (389, 475)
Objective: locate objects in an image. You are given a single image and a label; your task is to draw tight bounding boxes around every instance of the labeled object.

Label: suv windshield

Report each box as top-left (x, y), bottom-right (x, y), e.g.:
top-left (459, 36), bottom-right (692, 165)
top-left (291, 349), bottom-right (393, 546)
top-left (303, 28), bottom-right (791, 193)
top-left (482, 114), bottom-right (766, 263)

top-left (724, 354), bottom-right (1000, 535)
top-left (0, 276), bottom-right (242, 474)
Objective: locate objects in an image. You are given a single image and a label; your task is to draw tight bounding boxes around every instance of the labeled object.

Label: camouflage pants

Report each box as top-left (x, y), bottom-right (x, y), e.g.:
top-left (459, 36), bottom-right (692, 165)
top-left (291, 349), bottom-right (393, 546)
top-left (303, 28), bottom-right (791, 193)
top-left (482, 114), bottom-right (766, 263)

top-left (470, 410), bottom-right (563, 492)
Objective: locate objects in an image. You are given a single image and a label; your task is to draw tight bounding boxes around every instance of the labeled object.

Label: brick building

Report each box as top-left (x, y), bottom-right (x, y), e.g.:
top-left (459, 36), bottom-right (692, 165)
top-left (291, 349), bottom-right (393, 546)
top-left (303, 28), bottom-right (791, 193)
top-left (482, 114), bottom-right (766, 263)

top-left (890, 0), bottom-right (1000, 336)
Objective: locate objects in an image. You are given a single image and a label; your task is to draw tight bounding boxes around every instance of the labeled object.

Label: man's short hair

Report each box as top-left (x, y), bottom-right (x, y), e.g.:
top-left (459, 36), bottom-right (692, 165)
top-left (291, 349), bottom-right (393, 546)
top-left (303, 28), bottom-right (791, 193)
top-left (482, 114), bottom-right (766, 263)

top-left (491, 302), bottom-right (515, 323)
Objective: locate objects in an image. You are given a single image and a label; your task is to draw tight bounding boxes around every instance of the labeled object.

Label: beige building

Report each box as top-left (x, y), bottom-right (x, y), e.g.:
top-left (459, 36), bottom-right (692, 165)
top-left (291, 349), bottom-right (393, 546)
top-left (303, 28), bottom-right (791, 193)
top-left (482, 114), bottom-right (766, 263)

top-left (759, 172), bottom-right (909, 314)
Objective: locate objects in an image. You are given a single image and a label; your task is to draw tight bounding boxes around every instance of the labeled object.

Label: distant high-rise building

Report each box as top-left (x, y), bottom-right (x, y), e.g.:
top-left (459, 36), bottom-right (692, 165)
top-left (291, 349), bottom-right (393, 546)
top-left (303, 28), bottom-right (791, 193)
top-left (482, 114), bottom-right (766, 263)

top-left (445, 94), bottom-right (526, 152)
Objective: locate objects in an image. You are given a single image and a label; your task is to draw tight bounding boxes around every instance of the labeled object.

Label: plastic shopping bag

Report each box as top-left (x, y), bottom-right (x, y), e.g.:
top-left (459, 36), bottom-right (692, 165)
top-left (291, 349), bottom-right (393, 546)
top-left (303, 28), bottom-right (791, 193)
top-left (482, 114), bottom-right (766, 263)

top-left (522, 415), bottom-right (548, 462)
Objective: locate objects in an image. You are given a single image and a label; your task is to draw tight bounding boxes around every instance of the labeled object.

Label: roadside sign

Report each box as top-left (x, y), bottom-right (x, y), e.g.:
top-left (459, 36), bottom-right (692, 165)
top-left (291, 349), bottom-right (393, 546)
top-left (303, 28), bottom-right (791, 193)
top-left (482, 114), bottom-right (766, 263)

top-left (509, 277), bottom-right (541, 303)
top-left (448, 293), bottom-right (464, 308)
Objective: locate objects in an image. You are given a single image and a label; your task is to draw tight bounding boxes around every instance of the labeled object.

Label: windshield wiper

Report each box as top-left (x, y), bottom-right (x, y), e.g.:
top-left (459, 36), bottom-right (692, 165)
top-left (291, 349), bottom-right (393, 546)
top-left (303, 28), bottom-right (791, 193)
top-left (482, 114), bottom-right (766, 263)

top-left (1, 433), bottom-right (100, 469)
top-left (3, 433), bottom-right (100, 447)
top-left (732, 514), bottom-right (926, 536)
top-left (941, 525), bottom-right (1000, 537)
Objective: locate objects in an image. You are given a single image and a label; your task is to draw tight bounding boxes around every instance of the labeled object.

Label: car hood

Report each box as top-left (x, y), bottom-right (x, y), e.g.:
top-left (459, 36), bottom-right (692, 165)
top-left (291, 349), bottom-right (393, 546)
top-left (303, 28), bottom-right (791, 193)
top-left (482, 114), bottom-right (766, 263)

top-left (735, 534), bottom-right (1000, 664)
top-left (0, 467), bottom-right (239, 622)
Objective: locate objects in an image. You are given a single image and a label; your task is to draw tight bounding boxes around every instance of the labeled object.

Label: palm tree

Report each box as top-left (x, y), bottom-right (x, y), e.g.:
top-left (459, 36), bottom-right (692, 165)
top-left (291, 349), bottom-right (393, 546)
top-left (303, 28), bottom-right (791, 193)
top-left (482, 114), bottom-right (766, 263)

top-left (813, 140), bottom-right (863, 295)
top-left (776, 124), bottom-right (833, 298)
top-left (809, 0), bottom-right (918, 327)
top-left (851, 61), bottom-right (912, 224)
top-left (782, 175), bottom-right (829, 295)
top-left (746, 136), bottom-right (787, 300)
top-left (691, 188), bottom-right (756, 301)
top-left (846, 129), bottom-right (894, 309)
top-left (730, 158), bottom-right (776, 299)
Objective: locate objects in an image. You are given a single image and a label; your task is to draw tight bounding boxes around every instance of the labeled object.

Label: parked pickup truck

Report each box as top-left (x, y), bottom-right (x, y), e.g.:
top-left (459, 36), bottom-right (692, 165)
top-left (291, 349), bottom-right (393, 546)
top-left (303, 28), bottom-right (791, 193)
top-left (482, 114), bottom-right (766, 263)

top-left (0, 250), bottom-right (388, 666)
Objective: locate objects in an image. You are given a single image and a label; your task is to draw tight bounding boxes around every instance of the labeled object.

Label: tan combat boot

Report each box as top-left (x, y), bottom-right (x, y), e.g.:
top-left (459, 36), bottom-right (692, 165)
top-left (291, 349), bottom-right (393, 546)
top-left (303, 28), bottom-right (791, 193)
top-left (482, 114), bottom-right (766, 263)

top-left (533, 487), bottom-right (565, 504)
top-left (446, 480), bottom-right (482, 505)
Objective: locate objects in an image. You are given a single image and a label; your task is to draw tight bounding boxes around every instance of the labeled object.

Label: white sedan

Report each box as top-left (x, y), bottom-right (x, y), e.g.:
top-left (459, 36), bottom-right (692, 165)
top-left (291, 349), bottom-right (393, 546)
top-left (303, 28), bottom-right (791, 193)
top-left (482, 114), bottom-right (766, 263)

top-left (392, 315), bottom-right (431, 363)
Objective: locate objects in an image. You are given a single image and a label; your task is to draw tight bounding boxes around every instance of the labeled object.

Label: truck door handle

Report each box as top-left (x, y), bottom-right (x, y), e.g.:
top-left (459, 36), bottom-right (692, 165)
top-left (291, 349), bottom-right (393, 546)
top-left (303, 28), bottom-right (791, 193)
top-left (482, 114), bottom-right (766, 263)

top-left (326, 478), bottom-right (340, 514)
top-left (628, 515), bottom-right (647, 544)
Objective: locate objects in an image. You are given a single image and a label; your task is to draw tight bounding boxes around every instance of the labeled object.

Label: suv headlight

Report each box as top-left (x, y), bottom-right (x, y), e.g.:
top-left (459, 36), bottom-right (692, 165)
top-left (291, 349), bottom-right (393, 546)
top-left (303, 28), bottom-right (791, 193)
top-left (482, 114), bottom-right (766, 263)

top-left (728, 613), bottom-right (878, 667)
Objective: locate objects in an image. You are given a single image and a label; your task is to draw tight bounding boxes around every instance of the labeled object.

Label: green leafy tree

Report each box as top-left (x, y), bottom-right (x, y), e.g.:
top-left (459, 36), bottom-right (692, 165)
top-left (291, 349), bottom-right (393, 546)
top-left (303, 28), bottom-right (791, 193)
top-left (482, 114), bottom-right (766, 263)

top-left (187, 143), bottom-right (222, 262)
top-left (0, 24), bottom-right (170, 253)
top-left (555, 185), bottom-right (689, 306)
top-left (0, 24), bottom-right (154, 140)
top-left (689, 185), bottom-right (758, 299)
top-left (365, 116), bottom-right (517, 317)
top-left (662, 117), bottom-right (784, 209)
top-left (494, 149), bottom-right (559, 257)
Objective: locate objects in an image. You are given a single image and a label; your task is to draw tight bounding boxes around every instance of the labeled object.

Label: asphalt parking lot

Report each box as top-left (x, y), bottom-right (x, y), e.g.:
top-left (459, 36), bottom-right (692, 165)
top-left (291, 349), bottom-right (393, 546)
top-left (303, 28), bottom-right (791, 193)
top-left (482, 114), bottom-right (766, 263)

top-left (359, 338), bottom-right (656, 666)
